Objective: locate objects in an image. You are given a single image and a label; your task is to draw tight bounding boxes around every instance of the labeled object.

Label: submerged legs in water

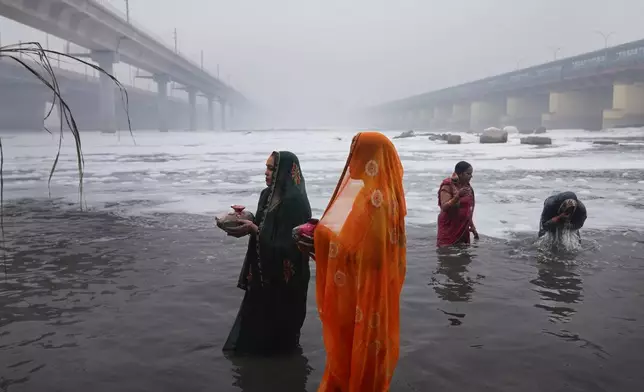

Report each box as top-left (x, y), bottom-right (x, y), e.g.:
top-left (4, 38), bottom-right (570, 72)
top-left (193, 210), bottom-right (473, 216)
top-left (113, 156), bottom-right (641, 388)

top-left (223, 286), bottom-right (307, 355)
top-left (537, 228), bottom-right (582, 253)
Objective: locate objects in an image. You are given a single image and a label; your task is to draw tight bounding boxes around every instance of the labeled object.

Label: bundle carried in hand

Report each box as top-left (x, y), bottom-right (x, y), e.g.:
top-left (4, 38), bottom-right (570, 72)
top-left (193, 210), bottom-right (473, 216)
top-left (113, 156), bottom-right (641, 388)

top-left (216, 205), bottom-right (255, 233)
top-left (292, 219), bottom-right (319, 248)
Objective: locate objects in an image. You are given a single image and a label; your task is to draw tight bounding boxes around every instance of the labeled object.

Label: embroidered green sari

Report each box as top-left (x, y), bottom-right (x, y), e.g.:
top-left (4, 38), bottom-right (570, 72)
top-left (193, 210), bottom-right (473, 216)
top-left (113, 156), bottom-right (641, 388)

top-left (223, 151), bottom-right (312, 355)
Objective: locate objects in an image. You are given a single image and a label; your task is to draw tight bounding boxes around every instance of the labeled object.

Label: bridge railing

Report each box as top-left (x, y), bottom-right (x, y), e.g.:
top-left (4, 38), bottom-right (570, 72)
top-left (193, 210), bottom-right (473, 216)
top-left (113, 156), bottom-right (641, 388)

top-left (94, 0), bottom-right (227, 88)
top-left (384, 38), bottom-right (644, 109)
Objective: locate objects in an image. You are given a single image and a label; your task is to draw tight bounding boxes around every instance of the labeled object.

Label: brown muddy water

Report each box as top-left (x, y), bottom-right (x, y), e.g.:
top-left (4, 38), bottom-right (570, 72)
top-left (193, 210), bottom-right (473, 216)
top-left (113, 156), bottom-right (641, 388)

top-left (1, 199), bottom-right (643, 392)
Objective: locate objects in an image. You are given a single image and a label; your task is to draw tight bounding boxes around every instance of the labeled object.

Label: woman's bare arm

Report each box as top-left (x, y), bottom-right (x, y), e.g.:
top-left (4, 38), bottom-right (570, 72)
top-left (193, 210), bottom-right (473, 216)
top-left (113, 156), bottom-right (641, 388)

top-left (439, 187), bottom-right (458, 212)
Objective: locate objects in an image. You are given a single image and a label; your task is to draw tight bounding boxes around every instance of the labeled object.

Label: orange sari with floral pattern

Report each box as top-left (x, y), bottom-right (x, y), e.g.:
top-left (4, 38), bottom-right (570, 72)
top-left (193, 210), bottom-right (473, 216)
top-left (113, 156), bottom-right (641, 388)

top-left (313, 132), bottom-right (407, 392)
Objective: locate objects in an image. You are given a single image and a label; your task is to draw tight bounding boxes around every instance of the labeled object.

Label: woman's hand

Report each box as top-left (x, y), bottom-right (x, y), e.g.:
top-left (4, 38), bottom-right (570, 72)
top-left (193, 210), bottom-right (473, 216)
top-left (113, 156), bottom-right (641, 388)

top-left (226, 220), bottom-right (257, 238)
top-left (296, 240), bottom-right (316, 260)
top-left (551, 211), bottom-right (570, 224)
top-left (470, 223), bottom-right (479, 240)
top-left (457, 188), bottom-right (469, 198)
top-left (296, 240), bottom-right (313, 253)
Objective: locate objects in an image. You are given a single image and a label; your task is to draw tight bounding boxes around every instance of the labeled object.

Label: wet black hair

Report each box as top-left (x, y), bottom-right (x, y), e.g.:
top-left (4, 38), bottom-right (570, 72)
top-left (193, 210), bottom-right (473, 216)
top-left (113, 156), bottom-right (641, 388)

top-left (455, 161), bottom-right (472, 174)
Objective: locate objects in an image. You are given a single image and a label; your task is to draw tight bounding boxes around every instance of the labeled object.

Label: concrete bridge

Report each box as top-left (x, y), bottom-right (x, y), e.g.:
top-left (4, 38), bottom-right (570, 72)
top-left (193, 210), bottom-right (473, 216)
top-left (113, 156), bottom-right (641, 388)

top-left (0, 57), bottom-right (219, 131)
top-left (370, 38), bottom-right (644, 131)
top-left (0, 0), bottom-right (249, 132)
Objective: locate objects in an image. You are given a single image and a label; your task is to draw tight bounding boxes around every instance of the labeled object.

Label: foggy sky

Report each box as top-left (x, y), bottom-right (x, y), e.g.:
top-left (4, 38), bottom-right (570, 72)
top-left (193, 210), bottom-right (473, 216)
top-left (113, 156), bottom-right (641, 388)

top-left (1, 0), bottom-right (644, 126)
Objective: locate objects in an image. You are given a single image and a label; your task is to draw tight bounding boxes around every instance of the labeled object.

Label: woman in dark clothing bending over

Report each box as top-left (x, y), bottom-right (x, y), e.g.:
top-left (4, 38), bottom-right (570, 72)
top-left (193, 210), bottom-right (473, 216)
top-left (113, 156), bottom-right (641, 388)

top-left (538, 191), bottom-right (587, 242)
top-left (224, 151), bottom-right (311, 355)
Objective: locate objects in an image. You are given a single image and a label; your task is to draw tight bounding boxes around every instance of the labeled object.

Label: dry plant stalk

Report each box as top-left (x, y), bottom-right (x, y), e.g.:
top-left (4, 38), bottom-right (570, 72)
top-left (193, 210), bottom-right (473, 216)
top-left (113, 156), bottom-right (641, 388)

top-left (0, 41), bottom-right (133, 274)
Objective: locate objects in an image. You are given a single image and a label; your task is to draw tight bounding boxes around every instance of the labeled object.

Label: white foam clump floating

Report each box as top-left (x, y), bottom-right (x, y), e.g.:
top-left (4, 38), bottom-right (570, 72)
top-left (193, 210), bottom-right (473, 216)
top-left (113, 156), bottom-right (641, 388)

top-left (536, 228), bottom-right (582, 254)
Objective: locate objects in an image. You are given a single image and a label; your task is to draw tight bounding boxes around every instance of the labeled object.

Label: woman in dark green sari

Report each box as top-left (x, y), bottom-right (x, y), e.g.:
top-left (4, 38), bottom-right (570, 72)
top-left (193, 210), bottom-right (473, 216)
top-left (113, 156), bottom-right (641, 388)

top-left (223, 151), bottom-right (312, 355)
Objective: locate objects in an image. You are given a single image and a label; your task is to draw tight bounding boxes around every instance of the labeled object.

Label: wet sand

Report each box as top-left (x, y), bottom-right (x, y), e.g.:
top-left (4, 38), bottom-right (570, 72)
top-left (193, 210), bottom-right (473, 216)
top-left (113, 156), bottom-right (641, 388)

top-left (1, 200), bottom-right (643, 392)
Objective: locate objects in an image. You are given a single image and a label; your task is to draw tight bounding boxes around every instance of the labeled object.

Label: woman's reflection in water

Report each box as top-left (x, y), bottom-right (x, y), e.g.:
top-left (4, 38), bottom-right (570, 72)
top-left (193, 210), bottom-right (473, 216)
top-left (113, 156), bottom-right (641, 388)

top-left (225, 349), bottom-right (312, 392)
top-left (530, 258), bottom-right (584, 323)
top-left (432, 247), bottom-right (480, 303)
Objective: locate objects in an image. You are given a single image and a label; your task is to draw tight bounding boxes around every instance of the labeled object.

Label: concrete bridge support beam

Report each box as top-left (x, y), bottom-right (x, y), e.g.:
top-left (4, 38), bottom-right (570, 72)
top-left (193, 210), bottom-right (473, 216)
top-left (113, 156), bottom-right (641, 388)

top-left (188, 87), bottom-right (198, 131)
top-left (470, 99), bottom-right (506, 130)
top-left (603, 83), bottom-right (644, 128)
top-left (542, 88), bottom-right (611, 130)
top-left (430, 105), bottom-right (452, 129)
top-left (91, 51), bottom-right (118, 133)
top-left (501, 94), bottom-right (549, 132)
top-left (448, 103), bottom-right (471, 131)
top-left (220, 99), bottom-right (227, 130)
top-left (207, 97), bottom-right (215, 131)
top-left (155, 75), bottom-right (170, 132)
top-left (416, 108), bottom-right (432, 129)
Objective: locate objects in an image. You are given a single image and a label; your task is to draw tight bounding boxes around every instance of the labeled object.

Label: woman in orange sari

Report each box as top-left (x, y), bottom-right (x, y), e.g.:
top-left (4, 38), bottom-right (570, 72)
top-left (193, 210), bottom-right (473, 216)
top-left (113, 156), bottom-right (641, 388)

top-left (312, 131), bottom-right (407, 392)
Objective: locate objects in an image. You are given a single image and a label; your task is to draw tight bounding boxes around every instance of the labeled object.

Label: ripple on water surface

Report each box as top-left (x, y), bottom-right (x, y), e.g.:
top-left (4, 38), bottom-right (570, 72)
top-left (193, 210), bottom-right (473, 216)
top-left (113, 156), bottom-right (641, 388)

top-left (1, 128), bottom-right (644, 391)
top-left (0, 200), bottom-right (643, 391)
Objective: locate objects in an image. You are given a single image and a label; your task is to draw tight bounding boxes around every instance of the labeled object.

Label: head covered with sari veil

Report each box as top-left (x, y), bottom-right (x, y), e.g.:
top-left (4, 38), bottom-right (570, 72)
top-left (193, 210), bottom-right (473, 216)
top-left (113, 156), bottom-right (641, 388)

top-left (238, 150), bottom-right (311, 290)
top-left (225, 151), bottom-right (312, 355)
top-left (313, 131), bottom-right (407, 392)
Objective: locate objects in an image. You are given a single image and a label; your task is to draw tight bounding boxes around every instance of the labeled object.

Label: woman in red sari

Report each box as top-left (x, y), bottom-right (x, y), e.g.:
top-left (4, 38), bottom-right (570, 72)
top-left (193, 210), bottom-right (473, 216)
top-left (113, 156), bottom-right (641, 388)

top-left (437, 161), bottom-right (479, 247)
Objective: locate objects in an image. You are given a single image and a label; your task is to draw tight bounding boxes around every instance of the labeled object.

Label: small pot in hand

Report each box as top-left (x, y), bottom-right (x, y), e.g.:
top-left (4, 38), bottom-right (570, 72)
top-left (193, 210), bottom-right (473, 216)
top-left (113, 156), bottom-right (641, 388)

top-left (216, 205), bottom-right (255, 232)
top-left (292, 218), bottom-right (319, 248)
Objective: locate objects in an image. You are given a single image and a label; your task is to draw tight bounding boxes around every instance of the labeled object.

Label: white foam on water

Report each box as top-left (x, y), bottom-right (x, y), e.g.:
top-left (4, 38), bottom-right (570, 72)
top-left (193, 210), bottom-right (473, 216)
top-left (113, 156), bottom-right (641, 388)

top-left (536, 228), bottom-right (582, 254)
top-left (2, 128), bottom-right (644, 238)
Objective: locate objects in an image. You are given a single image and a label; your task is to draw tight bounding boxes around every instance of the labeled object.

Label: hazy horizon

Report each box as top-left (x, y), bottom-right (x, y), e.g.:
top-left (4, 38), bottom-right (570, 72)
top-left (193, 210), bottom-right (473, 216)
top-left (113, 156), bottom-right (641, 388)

top-left (1, 0), bottom-right (644, 127)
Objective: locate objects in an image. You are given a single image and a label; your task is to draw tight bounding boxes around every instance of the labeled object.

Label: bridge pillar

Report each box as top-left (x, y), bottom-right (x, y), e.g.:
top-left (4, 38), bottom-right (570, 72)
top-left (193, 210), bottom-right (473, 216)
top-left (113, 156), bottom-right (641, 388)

top-left (416, 108), bottom-right (432, 129)
top-left (470, 98), bottom-right (505, 130)
top-left (501, 94), bottom-right (549, 132)
top-left (207, 96), bottom-right (215, 131)
top-left (220, 99), bottom-right (227, 130)
top-left (448, 103), bottom-right (471, 131)
top-left (155, 74), bottom-right (170, 132)
top-left (188, 87), bottom-right (198, 131)
top-left (430, 105), bottom-right (452, 129)
top-left (91, 50), bottom-right (119, 133)
top-left (603, 82), bottom-right (644, 128)
top-left (542, 88), bottom-right (612, 130)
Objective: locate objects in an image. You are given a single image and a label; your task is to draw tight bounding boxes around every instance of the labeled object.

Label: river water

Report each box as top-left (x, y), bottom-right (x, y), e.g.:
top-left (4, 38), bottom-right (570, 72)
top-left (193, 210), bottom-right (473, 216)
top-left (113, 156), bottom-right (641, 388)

top-left (1, 128), bottom-right (644, 391)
